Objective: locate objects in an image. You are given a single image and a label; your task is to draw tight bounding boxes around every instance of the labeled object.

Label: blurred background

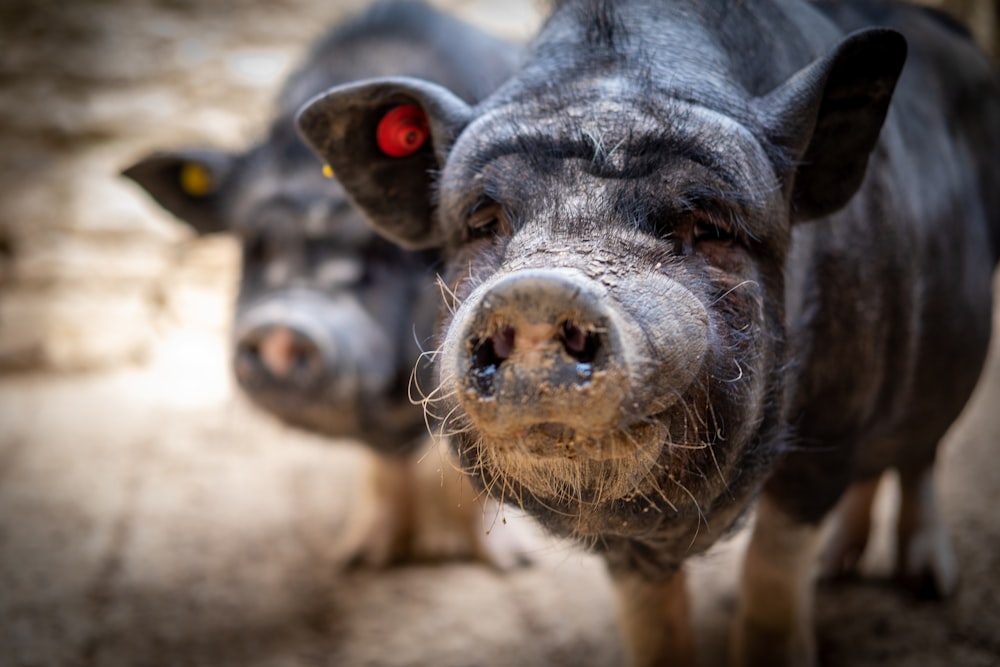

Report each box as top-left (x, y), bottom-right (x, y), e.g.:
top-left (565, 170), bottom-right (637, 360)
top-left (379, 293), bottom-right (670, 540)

top-left (0, 0), bottom-right (546, 374)
top-left (0, 1), bottom-right (998, 666)
top-left (0, 0), bottom-right (994, 374)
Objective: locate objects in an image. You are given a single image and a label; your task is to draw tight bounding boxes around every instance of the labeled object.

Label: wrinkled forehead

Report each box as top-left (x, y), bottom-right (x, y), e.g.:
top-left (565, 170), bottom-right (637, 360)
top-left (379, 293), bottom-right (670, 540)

top-left (445, 88), bottom-right (779, 213)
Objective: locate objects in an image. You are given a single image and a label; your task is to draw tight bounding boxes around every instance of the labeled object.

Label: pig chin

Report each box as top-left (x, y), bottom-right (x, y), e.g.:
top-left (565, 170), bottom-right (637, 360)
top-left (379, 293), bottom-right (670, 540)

top-left (473, 418), bottom-right (672, 507)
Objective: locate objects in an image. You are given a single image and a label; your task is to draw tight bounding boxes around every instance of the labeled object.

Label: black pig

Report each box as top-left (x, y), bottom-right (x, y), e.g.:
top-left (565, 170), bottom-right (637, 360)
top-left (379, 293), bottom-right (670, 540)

top-left (298, 0), bottom-right (1000, 663)
top-left (124, 1), bottom-right (528, 567)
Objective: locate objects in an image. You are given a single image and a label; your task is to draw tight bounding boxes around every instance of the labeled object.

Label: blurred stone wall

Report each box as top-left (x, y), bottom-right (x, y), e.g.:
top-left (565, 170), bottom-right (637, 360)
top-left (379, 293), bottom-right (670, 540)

top-left (0, 0), bottom-right (540, 372)
top-left (0, 0), bottom-right (350, 370)
top-left (0, 0), bottom-right (994, 372)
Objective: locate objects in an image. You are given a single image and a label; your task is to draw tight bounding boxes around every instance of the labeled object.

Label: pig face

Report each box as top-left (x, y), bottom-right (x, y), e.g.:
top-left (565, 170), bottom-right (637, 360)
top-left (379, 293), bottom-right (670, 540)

top-left (122, 0), bottom-right (526, 457)
top-left (298, 20), bottom-right (905, 566)
top-left (430, 100), bottom-right (789, 544)
top-left (227, 134), bottom-right (440, 451)
top-left (123, 121), bottom-right (439, 454)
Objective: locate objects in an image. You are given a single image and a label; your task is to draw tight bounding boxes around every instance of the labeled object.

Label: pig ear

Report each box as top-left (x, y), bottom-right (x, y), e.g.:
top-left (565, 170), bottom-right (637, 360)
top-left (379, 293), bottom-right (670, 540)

top-left (296, 77), bottom-right (473, 250)
top-left (121, 149), bottom-right (235, 235)
top-left (758, 28), bottom-right (907, 222)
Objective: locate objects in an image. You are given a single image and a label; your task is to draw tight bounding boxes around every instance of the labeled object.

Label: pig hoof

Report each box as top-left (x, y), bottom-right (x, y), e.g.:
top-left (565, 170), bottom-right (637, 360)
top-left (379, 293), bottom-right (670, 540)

top-left (408, 498), bottom-right (538, 570)
top-left (896, 522), bottom-right (958, 600)
top-left (731, 622), bottom-right (816, 667)
top-left (895, 470), bottom-right (958, 599)
top-left (403, 449), bottom-right (539, 568)
top-left (350, 494), bottom-right (409, 568)
top-left (472, 501), bottom-right (539, 571)
top-left (731, 619), bottom-right (817, 667)
top-left (817, 522), bottom-right (867, 580)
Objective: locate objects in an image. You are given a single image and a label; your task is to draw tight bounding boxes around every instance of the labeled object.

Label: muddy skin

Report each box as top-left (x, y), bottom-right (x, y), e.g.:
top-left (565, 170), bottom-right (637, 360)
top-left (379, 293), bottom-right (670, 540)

top-left (298, 0), bottom-right (1000, 663)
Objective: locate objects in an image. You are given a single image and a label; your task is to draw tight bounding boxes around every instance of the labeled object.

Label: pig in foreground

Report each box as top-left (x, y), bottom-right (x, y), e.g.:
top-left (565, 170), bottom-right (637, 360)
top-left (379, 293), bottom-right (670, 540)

top-left (123, 1), bottom-right (528, 567)
top-left (298, 0), bottom-right (1000, 663)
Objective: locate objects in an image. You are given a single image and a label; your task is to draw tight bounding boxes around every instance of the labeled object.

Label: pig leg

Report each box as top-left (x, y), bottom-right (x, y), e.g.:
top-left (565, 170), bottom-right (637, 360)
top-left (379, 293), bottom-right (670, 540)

top-left (611, 566), bottom-right (699, 667)
top-left (407, 438), bottom-right (537, 569)
top-left (352, 454), bottom-right (414, 567)
top-left (465, 495), bottom-right (539, 571)
top-left (895, 465), bottom-right (957, 598)
top-left (732, 495), bottom-right (822, 667)
top-left (817, 476), bottom-right (880, 579)
top-left (347, 439), bottom-right (537, 568)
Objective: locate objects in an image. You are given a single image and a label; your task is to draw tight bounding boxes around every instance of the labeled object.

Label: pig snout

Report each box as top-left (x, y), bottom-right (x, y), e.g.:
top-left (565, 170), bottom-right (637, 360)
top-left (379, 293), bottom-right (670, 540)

top-left (230, 288), bottom-right (428, 451)
top-left (235, 324), bottom-right (324, 391)
top-left (233, 291), bottom-right (397, 402)
top-left (449, 269), bottom-right (626, 441)
top-left (443, 267), bottom-right (711, 465)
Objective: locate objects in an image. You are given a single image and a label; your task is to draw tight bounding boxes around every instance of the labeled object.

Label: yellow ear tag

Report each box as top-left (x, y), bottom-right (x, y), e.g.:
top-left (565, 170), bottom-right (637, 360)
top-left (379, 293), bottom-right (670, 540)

top-left (322, 164), bottom-right (334, 179)
top-left (179, 162), bottom-right (214, 197)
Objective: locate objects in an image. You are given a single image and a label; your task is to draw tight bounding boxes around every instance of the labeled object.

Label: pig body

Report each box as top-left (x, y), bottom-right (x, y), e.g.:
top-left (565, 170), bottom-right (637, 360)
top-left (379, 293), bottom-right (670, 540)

top-left (299, 0), bottom-right (999, 663)
top-left (124, 1), bottom-right (529, 566)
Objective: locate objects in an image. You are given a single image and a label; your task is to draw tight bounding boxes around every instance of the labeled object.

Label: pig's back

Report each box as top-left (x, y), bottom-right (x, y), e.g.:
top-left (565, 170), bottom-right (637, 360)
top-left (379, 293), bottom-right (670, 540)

top-left (783, 1), bottom-right (999, 479)
top-left (816, 0), bottom-right (1000, 263)
top-left (279, 1), bottom-right (522, 117)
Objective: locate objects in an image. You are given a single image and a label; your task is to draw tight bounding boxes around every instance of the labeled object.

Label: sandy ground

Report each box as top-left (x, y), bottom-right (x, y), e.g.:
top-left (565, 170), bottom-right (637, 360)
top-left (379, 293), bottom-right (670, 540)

top-left (0, 330), bottom-right (626, 667)
top-left (1, 284), bottom-right (999, 667)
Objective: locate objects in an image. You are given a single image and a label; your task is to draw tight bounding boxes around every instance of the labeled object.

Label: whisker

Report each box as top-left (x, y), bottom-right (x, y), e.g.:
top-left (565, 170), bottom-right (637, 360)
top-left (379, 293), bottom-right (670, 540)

top-left (717, 358), bottom-right (744, 384)
top-left (435, 273), bottom-right (461, 315)
top-left (668, 473), bottom-right (708, 551)
top-left (708, 280), bottom-right (758, 307)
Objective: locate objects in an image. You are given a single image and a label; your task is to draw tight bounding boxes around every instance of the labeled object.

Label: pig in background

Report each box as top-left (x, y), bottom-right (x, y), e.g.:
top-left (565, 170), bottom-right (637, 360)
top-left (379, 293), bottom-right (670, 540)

top-left (299, 0), bottom-right (1000, 665)
top-left (123, 0), bottom-right (531, 568)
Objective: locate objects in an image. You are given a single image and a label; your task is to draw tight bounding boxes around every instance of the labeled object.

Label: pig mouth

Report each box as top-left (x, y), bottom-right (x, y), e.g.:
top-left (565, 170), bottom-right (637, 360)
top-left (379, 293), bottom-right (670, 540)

top-left (473, 417), bottom-right (672, 506)
top-left (466, 405), bottom-right (741, 543)
top-left (484, 420), bottom-right (659, 460)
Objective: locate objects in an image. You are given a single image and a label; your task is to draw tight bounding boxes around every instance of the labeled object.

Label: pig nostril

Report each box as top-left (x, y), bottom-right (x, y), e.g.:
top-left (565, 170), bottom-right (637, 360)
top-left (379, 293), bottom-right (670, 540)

top-left (560, 320), bottom-right (586, 355)
top-left (238, 340), bottom-right (261, 361)
top-left (237, 325), bottom-right (323, 387)
top-left (491, 326), bottom-right (515, 361)
top-left (470, 338), bottom-right (496, 371)
top-left (234, 339), bottom-right (264, 386)
top-left (288, 341), bottom-right (315, 370)
top-left (468, 326), bottom-right (514, 397)
top-left (559, 319), bottom-right (600, 364)
top-left (276, 334), bottom-right (321, 383)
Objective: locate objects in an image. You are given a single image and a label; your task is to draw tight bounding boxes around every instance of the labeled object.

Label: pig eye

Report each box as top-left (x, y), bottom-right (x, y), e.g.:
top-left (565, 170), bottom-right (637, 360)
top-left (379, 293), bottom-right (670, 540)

top-left (692, 215), bottom-right (734, 244)
top-left (465, 199), bottom-right (508, 241)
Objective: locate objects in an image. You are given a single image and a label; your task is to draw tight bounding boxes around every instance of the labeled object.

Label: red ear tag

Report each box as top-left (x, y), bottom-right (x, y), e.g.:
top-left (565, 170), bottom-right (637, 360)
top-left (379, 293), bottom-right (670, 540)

top-left (376, 104), bottom-right (429, 158)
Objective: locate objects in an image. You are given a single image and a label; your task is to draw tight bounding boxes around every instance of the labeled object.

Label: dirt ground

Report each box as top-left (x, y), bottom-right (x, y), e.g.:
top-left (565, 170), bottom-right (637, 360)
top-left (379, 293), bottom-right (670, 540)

top-left (1, 0), bottom-right (999, 666)
top-left (2, 287), bottom-right (999, 667)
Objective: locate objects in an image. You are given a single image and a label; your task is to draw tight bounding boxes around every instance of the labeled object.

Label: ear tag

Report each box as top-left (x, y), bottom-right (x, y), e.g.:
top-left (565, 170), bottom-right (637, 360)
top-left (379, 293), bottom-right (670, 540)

top-left (322, 164), bottom-right (334, 179)
top-left (376, 104), bottom-right (429, 158)
top-left (179, 162), bottom-right (214, 197)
